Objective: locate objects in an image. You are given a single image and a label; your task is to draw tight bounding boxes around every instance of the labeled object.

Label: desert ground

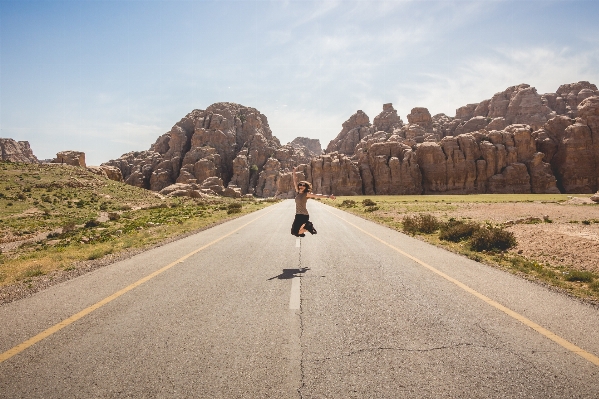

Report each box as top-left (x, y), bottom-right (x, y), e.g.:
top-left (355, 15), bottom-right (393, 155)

top-left (355, 195), bottom-right (599, 275)
top-left (446, 197), bottom-right (599, 275)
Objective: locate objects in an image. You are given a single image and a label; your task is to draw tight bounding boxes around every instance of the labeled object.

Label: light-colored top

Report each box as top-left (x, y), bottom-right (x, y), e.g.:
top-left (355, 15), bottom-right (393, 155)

top-left (295, 192), bottom-right (309, 215)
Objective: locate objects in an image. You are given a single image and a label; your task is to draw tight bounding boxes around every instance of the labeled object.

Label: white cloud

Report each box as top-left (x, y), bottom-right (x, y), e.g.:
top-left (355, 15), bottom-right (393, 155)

top-left (392, 46), bottom-right (599, 119)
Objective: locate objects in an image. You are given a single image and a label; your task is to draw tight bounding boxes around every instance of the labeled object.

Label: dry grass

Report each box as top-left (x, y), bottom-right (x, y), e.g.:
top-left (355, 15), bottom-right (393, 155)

top-left (0, 161), bottom-right (278, 290)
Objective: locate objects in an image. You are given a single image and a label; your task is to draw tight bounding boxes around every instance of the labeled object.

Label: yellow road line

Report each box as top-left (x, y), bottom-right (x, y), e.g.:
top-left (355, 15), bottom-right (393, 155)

top-left (327, 209), bottom-right (599, 367)
top-left (0, 209), bottom-right (272, 364)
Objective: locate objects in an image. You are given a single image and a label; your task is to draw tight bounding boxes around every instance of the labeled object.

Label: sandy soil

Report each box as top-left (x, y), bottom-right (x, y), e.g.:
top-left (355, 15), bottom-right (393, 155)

top-left (433, 198), bottom-right (599, 274)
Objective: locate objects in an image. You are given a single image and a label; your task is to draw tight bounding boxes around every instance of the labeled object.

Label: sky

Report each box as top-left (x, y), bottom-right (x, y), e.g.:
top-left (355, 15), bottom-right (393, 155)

top-left (1, 0), bottom-right (598, 165)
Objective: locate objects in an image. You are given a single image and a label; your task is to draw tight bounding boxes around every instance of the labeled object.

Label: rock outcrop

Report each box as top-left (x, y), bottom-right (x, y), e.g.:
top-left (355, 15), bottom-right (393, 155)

top-left (373, 103), bottom-right (404, 133)
top-left (316, 83), bottom-right (599, 195)
top-left (290, 137), bottom-right (322, 156)
top-left (0, 139), bottom-right (39, 163)
top-left (325, 110), bottom-right (373, 156)
top-left (105, 82), bottom-right (599, 197)
top-left (86, 165), bottom-right (124, 182)
top-left (53, 151), bottom-right (86, 167)
top-left (104, 102), bottom-right (319, 198)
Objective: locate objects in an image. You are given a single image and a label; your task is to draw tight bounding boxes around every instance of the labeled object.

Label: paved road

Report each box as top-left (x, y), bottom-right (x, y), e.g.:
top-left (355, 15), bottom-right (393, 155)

top-left (1, 199), bottom-right (598, 398)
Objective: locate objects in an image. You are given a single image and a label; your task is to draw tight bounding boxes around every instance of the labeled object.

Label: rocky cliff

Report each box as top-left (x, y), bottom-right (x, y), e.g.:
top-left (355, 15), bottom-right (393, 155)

top-left (103, 102), bottom-right (316, 198)
top-left (319, 81), bottom-right (599, 196)
top-left (0, 139), bottom-right (39, 163)
top-left (104, 82), bottom-right (599, 197)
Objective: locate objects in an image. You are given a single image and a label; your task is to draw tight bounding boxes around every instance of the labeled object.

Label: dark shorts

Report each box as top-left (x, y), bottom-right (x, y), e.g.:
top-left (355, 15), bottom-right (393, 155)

top-left (291, 214), bottom-right (310, 236)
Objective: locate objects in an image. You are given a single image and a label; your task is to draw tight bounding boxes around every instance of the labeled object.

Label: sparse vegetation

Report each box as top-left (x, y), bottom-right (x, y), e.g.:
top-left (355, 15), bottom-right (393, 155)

top-left (0, 161), bottom-right (278, 289)
top-left (469, 226), bottom-right (516, 252)
top-left (439, 219), bottom-right (480, 242)
top-left (227, 202), bottom-right (243, 214)
top-left (339, 199), bottom-right (357, 208)
top-left (564, 271), bottom-right (595, 283)
top-left (334, 194), bottom-right (599, 303)
top-left (402, 213), bottom-right (441, 235)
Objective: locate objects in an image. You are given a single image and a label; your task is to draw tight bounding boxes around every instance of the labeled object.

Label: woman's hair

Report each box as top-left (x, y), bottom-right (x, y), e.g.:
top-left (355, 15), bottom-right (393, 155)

top-left (298, 180), bottom-right (312, 192)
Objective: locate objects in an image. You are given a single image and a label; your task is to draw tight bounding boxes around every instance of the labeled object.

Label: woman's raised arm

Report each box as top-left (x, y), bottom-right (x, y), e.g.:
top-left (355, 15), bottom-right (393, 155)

top-left (307, 192), bottom-right (336, 200)
top-left (292, 166), bottom-right (299, 193)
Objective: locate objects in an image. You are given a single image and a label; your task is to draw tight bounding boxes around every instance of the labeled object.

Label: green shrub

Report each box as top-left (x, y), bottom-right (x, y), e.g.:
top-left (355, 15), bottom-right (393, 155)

top-left (362, 198), bottom-right (376, 206)
top-left (364, 206), bottom-right (379, 212)
top-left (339, 199), bottom-right (357, 208)
top-left (226, 203), bottom-right (242, 214)
top-left (227, 202), bottom-right (243, 210)
top-left (402, 213), bottom-right (440, 235)
top-left (362, 199), bottom-right (377, 207)
top-left (108, 212), bottom-right (120, 221)
top-left (439, 220), bottom-right (480, 242)
top-left (469, 226), bottom-right (516, 252)
top-left (564, 271), bottom-right (595, 283)
top-left (84, 219), bottom-right (101, 228)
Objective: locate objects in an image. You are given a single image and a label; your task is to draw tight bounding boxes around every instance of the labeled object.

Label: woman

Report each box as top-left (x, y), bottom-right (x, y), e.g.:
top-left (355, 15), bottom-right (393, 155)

top-left (291, 166), bottom-right (336, 237)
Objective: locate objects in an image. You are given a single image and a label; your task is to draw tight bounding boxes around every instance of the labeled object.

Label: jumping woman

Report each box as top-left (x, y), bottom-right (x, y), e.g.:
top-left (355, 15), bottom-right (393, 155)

top-left (291, 166), bottom-right (336, 237)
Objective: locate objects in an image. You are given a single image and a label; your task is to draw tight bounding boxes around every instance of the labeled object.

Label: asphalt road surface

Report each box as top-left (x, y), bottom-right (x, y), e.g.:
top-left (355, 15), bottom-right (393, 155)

top-left (1, 199), bottom-right (598, 398)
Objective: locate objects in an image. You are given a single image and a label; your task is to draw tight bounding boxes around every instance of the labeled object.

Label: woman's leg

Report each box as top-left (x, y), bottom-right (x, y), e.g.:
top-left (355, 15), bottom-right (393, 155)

top-left (299, 224), bottom-right (307, 234)
top-left (292, 214), bottom-right (309, 236)
top-left (291, 214), bottom-right (308, 236)
top-left (298, 214), bottom-right (311, 234)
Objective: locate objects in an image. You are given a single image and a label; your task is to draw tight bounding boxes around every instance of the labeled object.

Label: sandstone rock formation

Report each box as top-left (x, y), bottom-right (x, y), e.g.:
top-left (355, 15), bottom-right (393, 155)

top-left (104, 102), bottom-right (318, 198)
top-left (315, 83), bottom-right (599, 195)
top-left (325, 110), bottom-right (373, 155)
top-left (373, 103), bottom-right (404, 133)
top-left (290, 137), bottom-right (322, 156)
top-left (86, 165), bottom-right (124, 182)
top-left (105, 82), bottom-right (599, 198)
top-left (53, 151), bottom-right (86, 167)
top-left (0, 139), bottom-right (39, 163)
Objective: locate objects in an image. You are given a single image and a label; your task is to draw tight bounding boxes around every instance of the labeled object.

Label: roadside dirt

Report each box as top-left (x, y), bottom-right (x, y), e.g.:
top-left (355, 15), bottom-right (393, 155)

top-left (416, 198), bottom-right (599, 274)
